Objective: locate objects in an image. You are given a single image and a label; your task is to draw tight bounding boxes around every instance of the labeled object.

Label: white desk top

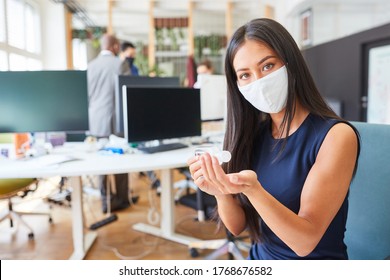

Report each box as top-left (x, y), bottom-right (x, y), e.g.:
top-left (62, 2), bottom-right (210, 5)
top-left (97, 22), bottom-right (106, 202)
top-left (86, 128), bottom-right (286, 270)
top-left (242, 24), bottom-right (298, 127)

top-left (0, 142), bottom-right (197, 179)
top-left (0, 141), bottom-right (211, 259)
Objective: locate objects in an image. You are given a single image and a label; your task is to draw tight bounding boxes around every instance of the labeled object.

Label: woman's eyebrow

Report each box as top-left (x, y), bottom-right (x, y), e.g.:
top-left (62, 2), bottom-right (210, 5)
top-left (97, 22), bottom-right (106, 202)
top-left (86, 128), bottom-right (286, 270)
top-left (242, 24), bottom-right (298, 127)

top-left (235, 55), bottom-right (276, 73)
top-left (257, 55), bottom-right (277, 66)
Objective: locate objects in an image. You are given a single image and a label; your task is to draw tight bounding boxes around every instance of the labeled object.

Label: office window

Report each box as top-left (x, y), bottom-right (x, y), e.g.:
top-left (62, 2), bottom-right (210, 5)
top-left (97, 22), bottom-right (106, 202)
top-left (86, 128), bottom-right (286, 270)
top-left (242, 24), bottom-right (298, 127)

top-left (8, 53), bottom-right (41, 70)
top-left (7, 0), bottom-right (40, 53)
top-left (25, 1), bottom-right (40, 54)
top-left (7, 0), bottom-right (24, 49)
top-left (365, 41), bottom-right (390, 124)
top-left (0, 50), bottom-right (8, 70)
top-left (0, 0), bottom-right (5, 42)
top-left (300, 9), bottom-right (313, 48)
top-left (72, 38), bottom-right (88, 70)
top-left (27, 57), bottom-right (42, 70)
top-left (9, 53), bottom-right (26, 70)
top-left (0, 0), bottom-right (41, 70)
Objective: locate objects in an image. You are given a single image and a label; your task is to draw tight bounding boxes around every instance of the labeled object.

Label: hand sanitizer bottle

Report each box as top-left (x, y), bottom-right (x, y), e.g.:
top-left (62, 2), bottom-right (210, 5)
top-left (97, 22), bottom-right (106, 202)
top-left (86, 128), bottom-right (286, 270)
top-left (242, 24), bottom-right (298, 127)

top-left (194, 145), bottom-right (231, 164)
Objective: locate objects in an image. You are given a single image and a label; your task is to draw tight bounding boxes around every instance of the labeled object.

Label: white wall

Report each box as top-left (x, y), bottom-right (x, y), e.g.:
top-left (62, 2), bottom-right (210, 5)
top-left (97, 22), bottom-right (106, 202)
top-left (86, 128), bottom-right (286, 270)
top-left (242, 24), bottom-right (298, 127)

top-left (273, 0), bottom-right (305, 25)
top-left (282, 0), bottom-right (390, 49)
top-left (38, 0), bottom-right (67, 70)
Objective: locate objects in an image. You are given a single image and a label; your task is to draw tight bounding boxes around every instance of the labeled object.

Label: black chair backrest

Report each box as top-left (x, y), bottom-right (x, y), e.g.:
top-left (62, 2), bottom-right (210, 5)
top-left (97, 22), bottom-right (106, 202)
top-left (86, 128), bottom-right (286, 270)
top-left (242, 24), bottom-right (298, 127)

top-left (178, 189), bottom-right (216, 221)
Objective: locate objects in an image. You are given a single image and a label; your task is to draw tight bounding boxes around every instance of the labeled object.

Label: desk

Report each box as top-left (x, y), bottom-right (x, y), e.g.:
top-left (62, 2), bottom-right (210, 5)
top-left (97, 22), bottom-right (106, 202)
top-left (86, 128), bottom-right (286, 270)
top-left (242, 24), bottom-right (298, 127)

top-left (0, 142), bottom-right (201, 259)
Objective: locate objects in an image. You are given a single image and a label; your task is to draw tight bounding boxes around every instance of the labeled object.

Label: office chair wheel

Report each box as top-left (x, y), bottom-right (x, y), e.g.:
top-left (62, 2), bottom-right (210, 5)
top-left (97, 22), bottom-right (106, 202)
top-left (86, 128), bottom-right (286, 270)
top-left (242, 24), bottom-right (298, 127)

top-left (28, 232), bottom-right (34, 240)
top-left (189, 248), bottom-right (199, 258)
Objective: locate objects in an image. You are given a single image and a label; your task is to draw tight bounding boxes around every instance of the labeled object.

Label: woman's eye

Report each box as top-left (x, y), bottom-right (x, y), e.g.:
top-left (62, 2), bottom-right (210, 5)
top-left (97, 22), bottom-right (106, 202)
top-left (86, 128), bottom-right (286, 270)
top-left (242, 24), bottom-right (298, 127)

top-left (262, 64), bottom-right (274, 71)
top-left (239, 73), bottom-right (249, 80)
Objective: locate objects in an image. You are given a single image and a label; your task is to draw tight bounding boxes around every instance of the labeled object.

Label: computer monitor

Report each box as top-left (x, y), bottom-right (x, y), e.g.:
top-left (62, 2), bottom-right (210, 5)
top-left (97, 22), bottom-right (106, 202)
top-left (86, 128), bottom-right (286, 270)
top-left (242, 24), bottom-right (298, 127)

top-left (122, 86), bottom-right (201, 143)
top-left (114, 75), bottom-right (180, 136)
top-left (0, 70), bottom-right (89, 133)
top-left (199, 74), bottom-right (227, 121)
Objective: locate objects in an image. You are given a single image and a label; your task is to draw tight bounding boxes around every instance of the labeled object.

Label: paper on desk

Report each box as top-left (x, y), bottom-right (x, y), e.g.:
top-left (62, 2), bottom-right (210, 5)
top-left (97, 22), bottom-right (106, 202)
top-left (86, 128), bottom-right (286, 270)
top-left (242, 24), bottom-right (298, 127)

top-left (0, 154), bottom-right (80, 172)
top-left (27, 154), bottom-right (80, 167)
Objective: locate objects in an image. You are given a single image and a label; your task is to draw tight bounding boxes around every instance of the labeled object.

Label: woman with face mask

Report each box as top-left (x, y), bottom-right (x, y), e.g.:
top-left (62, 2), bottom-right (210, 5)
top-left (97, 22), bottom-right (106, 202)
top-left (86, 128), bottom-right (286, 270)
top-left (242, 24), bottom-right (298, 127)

top-left (187, 18), bottom-right (360, 260)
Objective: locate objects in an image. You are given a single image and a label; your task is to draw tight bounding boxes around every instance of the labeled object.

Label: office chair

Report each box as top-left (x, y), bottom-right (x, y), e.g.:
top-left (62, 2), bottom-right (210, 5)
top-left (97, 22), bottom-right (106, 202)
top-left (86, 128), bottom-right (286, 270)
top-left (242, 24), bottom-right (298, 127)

top-left (344, 122), bottom-right (390, 260)
top-left (0, 178), bottom-right (53, 240)
top-left (0, 133), bottom-right (53, 239)
top-left (178, 181), bottom-right (250, 259)
top-left (173, 168), bottom-right (198, 203)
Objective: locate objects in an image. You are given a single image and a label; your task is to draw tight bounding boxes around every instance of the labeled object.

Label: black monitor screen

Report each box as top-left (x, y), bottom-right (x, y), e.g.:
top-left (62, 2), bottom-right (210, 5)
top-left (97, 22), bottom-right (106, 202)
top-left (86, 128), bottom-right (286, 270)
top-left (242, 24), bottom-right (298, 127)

top-left (115, 75), bottom-right (180, 136)
top-left (0, 70), bottom-right (89, 133)
top-left (123, 86), bottom-right (201, 143)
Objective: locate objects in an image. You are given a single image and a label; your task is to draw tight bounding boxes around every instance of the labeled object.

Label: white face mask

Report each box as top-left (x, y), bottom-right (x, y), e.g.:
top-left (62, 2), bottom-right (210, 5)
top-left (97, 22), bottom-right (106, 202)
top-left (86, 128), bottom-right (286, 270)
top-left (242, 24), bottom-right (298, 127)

top-left (237, 65), bottom-right (288, 113)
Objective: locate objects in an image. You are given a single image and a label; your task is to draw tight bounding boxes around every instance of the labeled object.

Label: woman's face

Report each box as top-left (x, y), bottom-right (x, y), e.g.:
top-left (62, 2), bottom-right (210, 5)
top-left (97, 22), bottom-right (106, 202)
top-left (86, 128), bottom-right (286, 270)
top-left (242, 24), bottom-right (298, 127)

top-left (233, 39), bottom-right (284, 87)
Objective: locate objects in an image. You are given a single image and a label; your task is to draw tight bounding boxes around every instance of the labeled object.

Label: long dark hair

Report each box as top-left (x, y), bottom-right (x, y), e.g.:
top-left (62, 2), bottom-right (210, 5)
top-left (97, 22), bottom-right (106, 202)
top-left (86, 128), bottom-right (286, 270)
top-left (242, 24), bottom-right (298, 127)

top-left (221, 18), bottom-right (342, 242)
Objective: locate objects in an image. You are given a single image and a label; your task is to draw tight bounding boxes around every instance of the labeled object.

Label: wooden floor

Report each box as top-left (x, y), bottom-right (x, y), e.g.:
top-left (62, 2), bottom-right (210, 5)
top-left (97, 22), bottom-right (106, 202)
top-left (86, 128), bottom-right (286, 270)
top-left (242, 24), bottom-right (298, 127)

top-left (0, 172), bottom-right (250, 260)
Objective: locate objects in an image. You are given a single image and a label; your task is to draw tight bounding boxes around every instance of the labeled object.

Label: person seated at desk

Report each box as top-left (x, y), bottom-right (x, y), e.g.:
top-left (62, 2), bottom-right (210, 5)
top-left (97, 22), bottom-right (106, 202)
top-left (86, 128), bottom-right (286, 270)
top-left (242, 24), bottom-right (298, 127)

top-left (193, 59), bottom-right (214, 89)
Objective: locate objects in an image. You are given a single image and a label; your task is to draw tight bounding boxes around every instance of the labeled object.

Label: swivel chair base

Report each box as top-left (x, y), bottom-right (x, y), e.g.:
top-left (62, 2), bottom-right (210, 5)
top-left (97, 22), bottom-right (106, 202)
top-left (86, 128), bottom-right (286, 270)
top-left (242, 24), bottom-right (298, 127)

top-left (188, 235), bottom-right (250, 260)
top-left (0, 204), bottom-right (53, 240)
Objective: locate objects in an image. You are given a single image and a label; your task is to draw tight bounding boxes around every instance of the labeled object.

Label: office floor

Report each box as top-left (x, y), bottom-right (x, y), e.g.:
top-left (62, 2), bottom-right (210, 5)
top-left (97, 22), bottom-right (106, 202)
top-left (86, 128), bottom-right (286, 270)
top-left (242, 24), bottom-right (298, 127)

top-left (0, 172), bottom-right (249, 260)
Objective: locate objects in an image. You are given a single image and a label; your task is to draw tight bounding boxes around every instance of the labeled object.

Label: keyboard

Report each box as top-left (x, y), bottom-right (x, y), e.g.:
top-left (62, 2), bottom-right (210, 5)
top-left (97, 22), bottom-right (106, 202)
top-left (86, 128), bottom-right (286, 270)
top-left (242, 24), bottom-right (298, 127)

top-left (138, 142), bottom-right (188, 154)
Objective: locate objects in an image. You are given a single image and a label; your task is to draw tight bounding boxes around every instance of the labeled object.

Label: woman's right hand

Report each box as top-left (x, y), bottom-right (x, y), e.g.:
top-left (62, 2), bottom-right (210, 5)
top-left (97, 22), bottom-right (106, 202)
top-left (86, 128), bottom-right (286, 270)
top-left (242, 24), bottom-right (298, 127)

top-left (187, 152), bottom-right (229, 196)
top-left (187, 153), bottom-right (216, 192)
top-left (187, 152), bottom-right (260, 197)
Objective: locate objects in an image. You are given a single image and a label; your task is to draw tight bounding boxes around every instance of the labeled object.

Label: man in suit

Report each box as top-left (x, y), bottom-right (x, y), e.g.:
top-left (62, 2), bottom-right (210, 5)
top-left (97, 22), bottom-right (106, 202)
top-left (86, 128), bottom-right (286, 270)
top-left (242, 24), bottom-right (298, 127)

top-left (87, 33), bottom-right (131, 213)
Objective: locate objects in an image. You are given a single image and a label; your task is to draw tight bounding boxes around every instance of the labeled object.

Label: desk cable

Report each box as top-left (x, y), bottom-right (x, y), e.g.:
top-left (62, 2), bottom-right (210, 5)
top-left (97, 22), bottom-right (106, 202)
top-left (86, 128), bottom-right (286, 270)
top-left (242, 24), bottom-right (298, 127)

top-left (102, 235), bottom-right (163, 260)
top-left (100, 197), bottom-right (165, 260)
top-left (81, 191), bottom-right (162, 259)
top-left (81, 174), bottom-right (164, 259)
top-left (141, 173), bottom-right (161, 226)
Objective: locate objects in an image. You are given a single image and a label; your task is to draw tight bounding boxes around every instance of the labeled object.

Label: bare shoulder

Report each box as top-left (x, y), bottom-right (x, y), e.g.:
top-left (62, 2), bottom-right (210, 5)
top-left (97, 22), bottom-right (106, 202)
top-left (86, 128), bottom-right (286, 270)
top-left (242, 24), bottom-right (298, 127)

top-left (326, 122), bottom-right (358, 144)
top-left (320, 122), bottom-right (359, 159)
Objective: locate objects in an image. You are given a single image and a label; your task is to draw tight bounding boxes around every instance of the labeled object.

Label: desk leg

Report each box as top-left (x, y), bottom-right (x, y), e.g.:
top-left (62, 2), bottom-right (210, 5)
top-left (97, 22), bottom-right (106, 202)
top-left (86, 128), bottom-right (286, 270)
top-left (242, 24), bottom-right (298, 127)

top-left (160, 168), bottom-right (174, 235)
top-left (69, 176), bottom-right (97, 260)
top-left (133, 168), bottom-right (201, 245)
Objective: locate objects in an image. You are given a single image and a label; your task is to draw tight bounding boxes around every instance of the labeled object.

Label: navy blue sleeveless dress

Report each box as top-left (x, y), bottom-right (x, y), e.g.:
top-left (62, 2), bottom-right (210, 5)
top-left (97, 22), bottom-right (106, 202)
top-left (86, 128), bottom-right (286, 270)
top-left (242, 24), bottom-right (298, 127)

top-left (249, 113), bottom-right (350, 259)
